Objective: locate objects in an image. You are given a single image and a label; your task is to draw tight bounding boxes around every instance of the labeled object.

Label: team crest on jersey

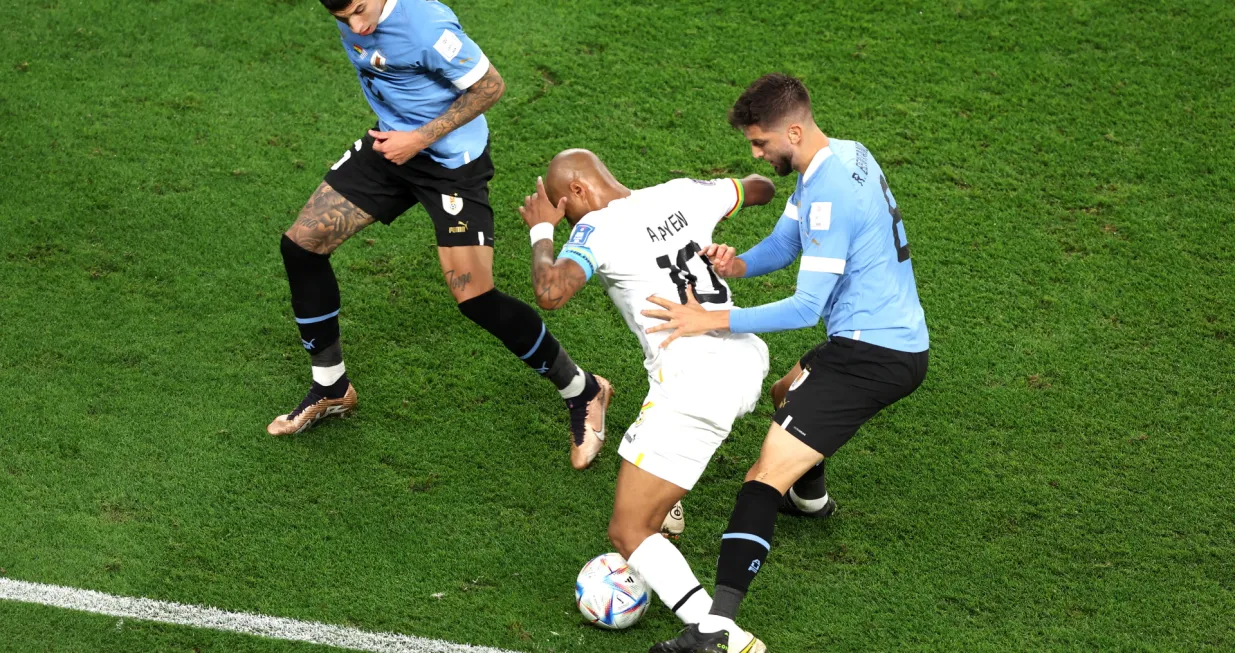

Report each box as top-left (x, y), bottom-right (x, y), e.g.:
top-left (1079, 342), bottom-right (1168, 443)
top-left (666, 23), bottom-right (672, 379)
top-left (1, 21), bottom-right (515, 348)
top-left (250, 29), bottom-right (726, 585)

top-left (567, 223), bottom-right (594, 246)
top-left (810, 202), bottom-right (832, 231)
top-left (442, 194), bottom-right (464, 216)
top-left (370, 50), bottom-right (388, 72)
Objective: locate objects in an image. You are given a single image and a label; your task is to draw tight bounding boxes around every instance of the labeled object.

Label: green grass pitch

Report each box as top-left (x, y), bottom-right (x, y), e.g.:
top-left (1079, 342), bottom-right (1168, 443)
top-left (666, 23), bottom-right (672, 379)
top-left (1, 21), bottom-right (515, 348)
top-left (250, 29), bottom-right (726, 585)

top-left (1, 0), bottom-right (1233, 651)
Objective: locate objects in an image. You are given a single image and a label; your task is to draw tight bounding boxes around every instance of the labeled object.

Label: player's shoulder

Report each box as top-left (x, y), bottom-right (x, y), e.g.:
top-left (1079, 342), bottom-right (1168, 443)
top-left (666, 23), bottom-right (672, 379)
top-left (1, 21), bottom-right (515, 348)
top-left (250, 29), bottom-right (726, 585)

top-left (391, 0), bottom-right (464, 42)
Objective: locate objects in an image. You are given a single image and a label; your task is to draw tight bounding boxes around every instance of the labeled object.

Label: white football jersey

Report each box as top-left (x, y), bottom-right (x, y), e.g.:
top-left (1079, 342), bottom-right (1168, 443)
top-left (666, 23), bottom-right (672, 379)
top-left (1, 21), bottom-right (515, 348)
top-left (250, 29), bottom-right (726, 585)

top-left (558, 178), bottom-right (746, 370)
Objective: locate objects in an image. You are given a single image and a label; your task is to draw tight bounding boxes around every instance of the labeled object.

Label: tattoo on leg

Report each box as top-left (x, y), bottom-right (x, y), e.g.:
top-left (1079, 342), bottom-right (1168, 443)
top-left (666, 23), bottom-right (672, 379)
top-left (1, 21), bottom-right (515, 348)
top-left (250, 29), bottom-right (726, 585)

top-left (288, 183), bottom-right (376, 254)
top-left (445, 269), bottom-right (472, 293)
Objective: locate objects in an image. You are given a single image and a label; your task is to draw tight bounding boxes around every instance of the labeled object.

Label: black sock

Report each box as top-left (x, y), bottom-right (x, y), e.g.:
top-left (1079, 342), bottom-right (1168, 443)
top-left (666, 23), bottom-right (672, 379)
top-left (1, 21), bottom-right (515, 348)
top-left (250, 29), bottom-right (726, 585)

top-left (792, 459), bottom-right (828, 500)
top-left (311, 373), bottom-right (350, 399)
top-left (458, 288), bottom-right (581, 388)
top-left (711, 480), bottom-right (782, 620)
top-left (280, 235), bottom-right (341, 357)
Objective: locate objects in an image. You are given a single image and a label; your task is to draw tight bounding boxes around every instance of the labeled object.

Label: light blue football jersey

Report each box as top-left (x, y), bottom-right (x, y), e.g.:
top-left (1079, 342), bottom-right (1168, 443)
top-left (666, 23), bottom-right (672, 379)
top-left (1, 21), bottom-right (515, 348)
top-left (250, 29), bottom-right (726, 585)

top-left (730, 140), bottom-right (928, 352)
top-left (336, 0), bottom-right (490, 168)
top-left (795, 140), bottom-right (928, 351)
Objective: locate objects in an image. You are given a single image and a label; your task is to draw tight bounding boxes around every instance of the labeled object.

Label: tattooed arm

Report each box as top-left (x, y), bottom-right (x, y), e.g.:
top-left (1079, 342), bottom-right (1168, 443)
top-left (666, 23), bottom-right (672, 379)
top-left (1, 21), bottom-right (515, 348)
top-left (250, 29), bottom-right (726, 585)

top-left (531, 240), bottom-right (587, 310)
top-left (418, 64), bottom-right (505, 144)
top-left (369, 65), bottom-right (506, 165)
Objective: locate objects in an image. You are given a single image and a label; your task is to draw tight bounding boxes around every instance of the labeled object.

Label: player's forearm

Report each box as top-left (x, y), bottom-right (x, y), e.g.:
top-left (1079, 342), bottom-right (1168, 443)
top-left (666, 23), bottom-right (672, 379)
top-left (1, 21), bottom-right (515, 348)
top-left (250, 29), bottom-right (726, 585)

top-left (729, 272), bottom-right (835, 334)
top-left (416, 67), bottom-right (506, 145)
top-left (739, 216), bottom-right (800, 277)
top-left (530, 240), bottom-right (578, 310)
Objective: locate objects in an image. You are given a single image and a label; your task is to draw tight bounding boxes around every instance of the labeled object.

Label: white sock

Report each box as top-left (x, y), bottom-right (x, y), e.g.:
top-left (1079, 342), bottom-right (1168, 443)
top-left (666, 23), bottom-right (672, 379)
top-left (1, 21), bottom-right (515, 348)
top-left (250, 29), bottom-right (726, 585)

top-left (558, 368), bottom-right (587, 399)
top-left (789, 488), bottom-right (830, 512)
top-left (312, 362), bottom-right (346, 387)
top-left (627, 533), bottom-right (712, 624)
top-left (698, 614), bottom-right (737, 634)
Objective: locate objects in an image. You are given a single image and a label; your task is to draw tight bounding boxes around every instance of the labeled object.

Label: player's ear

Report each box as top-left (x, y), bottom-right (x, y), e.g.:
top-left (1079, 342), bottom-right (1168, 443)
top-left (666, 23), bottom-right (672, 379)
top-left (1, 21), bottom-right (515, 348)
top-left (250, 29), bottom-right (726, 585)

top-left (786, 123), bottom-right (803, 145)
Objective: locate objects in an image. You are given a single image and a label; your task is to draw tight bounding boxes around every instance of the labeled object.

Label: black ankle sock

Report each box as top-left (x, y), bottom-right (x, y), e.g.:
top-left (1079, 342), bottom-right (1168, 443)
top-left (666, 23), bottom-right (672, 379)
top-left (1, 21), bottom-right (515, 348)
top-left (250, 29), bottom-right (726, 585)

top-left (311, 374), bottom-right (349, 399)
top-left (792, 459), bottom-right (828, 500)
top-left (711, 480), bottom-right (781, 618)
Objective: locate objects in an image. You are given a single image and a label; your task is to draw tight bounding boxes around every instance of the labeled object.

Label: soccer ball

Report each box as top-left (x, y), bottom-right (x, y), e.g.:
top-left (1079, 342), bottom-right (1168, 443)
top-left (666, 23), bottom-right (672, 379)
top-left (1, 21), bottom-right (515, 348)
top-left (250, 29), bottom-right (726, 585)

top-left (575, 553), bottom-right (650, 630)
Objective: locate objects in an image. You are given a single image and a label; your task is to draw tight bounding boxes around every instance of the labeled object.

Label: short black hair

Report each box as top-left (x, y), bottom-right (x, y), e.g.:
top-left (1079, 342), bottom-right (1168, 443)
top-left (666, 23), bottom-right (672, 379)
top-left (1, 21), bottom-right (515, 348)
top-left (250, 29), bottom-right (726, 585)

top-left (320, 0), bottom-right (352, 11)
top-left (728, 73), bottom-right (812, 130)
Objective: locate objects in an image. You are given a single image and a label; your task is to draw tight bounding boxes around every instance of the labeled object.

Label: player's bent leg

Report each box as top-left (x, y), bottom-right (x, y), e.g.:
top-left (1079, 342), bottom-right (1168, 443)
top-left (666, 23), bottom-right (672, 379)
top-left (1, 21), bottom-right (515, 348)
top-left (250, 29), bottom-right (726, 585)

top-left (653, 423), bottom-right (819, 653)
top-left (611, 461), bottom-right (713, 626)
top-left (441, 245), bottom-right (612, 469)
top-left (269, 183), bottom-right (375, 436)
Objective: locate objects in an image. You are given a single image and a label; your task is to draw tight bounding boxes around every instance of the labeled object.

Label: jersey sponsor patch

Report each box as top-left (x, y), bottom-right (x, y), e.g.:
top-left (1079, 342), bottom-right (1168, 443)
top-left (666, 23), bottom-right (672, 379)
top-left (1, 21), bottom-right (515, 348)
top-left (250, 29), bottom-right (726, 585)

top-left (433, 30), bottom-right (464, 61)
top-left (567, 223), bottom-right (595, 246)
top-left (810, 202), bottom-right (832, 231)
top-left (442, 194), bottom-right (464, 216)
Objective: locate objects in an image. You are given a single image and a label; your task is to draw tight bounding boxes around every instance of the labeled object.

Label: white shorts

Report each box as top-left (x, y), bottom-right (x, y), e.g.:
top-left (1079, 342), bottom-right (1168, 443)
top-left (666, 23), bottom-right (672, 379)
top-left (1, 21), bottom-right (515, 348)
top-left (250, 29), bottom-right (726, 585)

top-left (618, 333), bottom-right (770, 490)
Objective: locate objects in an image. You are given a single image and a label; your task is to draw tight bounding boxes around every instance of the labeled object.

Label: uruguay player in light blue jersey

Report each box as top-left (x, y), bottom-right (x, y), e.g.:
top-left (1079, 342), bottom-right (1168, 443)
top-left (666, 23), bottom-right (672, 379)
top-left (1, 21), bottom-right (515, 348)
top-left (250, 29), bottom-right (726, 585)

top-left (270, 0), bottom-right (612, 473)
top-left (646, 74), bottom-right (930, 653)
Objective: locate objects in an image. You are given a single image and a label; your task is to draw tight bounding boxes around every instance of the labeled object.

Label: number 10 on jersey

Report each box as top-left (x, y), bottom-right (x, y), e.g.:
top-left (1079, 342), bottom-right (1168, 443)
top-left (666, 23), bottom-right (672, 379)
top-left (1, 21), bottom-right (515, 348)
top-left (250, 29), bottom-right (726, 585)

top-left (656, 241), bottom-right (729, 305)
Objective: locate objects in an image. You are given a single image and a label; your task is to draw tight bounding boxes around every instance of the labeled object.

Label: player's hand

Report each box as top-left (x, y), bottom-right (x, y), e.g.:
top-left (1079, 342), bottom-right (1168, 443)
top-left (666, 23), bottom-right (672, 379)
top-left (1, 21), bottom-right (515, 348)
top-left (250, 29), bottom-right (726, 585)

top-left (702, 243), bottom-right (746, 278)
top-left (369, 129), bottom-right (430, 165)
top-left (518, 176), bottom-right (568, 229)
top-left (641, 287), bottom-right (728, 348)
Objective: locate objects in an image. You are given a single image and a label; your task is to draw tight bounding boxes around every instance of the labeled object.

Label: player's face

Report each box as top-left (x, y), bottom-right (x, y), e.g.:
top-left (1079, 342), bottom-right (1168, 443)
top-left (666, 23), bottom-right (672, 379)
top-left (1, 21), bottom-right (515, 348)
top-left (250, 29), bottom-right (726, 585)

top-left (330, 0), bottom-right (384, 36)
top-left (742, 124), bottom-right (794, 177)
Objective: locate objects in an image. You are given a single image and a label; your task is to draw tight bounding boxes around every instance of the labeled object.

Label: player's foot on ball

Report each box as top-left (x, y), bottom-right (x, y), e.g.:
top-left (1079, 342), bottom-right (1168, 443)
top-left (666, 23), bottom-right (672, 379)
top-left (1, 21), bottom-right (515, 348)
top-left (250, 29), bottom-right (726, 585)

top-left (649, 621), bottom-right (766, 653)
top-left (566, 373), bottom-right (613, 470)
top-left (660, 501), bottom-right (685, 537)
top-left (778, 490), bottom-right (837, 519)
top-left (267, 381), bottom-right (357, 436)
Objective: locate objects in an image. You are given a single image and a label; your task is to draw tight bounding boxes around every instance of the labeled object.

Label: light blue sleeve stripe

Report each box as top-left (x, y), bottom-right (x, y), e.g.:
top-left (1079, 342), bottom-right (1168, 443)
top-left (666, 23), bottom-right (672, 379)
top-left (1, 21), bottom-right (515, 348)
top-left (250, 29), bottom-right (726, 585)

top-left (721, 532), bottom-right (771, 551)
top-left (519, 323), bottom-right (547, 360)
top-left (294, 309), bottom-right (339, 325)
top-left (558, 249), bottom-right (595, 281)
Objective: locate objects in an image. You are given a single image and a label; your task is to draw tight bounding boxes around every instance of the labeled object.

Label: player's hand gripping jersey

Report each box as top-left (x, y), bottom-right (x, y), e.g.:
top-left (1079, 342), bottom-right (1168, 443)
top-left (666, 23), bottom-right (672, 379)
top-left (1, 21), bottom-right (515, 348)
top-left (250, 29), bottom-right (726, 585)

top-left (558, 178), bottom-right (770, 490)
top-left (336, 0), bottom-right (490, 168)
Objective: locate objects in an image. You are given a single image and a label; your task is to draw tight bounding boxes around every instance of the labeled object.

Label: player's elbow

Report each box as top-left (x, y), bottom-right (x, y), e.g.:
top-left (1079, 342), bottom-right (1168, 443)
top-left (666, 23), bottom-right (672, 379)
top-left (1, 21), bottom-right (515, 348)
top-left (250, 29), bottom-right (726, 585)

top-left (741, 174), bottom-right (777, 207)
top-left (535, 296), bottom-right (563, 311)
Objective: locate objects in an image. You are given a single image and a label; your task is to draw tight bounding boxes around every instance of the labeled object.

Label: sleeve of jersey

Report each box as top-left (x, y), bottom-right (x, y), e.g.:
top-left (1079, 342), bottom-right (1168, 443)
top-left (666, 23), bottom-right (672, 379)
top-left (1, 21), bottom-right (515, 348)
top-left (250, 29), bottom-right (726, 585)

top-left (737, 213), bottom-right (800, 278)
top-left (728, 198), bottom-right (854, 334)
top-left (420, 23), bottom-right (490, 90)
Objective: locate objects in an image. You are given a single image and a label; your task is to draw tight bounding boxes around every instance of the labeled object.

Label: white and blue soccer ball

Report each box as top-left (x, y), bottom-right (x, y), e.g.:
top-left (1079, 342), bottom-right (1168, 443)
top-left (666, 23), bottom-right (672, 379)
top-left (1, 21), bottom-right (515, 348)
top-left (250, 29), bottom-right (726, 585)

top-left (575, 553), bottom-right (650, 630)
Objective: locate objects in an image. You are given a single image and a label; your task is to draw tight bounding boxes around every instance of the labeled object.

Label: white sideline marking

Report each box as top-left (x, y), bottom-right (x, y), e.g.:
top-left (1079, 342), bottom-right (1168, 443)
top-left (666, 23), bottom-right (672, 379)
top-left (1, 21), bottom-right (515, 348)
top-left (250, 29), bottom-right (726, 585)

top-left (0, 578), bottom-right (518, 653)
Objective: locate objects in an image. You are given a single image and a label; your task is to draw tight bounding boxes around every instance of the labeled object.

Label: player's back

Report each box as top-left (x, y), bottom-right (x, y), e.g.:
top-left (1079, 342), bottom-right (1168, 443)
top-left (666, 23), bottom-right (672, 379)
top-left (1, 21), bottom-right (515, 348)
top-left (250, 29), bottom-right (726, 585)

top-left (560, 178), bottom-right (749, 369)
top-left (814, 140), bottom-right (928, 352)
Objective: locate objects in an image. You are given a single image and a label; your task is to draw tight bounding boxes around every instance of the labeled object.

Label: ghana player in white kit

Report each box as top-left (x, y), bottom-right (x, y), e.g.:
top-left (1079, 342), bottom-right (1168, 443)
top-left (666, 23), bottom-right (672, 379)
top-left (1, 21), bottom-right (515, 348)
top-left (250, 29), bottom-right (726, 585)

top-left (517, 150), bottom-right (774, 652)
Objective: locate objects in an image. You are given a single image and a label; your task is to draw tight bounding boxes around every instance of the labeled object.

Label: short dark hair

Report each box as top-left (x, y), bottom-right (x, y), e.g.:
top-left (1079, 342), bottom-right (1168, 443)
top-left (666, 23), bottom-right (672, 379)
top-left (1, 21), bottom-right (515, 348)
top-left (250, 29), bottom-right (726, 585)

top-left (320, 0), bottom-right (352, 11)
top-left (728, 73), bottom-right (812, 130)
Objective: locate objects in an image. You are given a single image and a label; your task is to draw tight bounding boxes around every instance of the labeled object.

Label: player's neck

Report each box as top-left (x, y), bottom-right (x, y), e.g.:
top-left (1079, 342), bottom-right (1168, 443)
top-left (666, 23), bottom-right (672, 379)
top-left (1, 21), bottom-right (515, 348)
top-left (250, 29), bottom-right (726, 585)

top-left (594, 184), bottom-right (632, 211)
top-left (794, 129), bottom-right (830, 176)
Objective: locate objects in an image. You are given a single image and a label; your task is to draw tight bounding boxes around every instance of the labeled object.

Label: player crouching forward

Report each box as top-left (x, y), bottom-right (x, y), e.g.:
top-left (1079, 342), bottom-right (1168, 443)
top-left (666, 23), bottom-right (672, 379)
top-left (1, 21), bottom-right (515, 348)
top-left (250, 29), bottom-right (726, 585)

top-left (518, 150), bottom-right (774, 653)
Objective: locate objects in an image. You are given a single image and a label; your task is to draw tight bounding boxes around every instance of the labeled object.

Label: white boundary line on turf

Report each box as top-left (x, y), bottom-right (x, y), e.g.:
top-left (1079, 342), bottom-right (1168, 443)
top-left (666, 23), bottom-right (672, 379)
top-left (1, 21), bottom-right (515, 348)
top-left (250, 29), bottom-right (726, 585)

top-left (0, 578), bottom-right (519, 653)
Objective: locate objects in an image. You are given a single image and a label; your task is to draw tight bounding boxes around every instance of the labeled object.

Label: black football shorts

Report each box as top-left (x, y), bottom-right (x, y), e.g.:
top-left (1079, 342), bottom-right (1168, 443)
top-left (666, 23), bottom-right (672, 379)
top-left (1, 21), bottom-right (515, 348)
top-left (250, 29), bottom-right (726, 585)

top-left (324, 130), bottom-right (495, 248)
top-left (773, 337), bottom-right (929, 457)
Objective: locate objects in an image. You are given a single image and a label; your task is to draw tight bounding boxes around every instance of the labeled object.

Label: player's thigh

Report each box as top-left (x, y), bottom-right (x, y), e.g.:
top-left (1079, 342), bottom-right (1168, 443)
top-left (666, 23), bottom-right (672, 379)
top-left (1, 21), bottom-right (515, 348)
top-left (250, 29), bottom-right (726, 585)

top-left (435, 246), bottom-right (495, 303)
top-left (611, 460), bottom-right (688, 536)
top-left (405, 151), bottom-right (497, 252)
top-left (770, 362), bottom-right (803, 409)
top-left (618, 391), bottom-right (728, 493)
top-left (285, 182), bottom-right (379, 255)
top-left (745, 422), bottom-right (827, 493)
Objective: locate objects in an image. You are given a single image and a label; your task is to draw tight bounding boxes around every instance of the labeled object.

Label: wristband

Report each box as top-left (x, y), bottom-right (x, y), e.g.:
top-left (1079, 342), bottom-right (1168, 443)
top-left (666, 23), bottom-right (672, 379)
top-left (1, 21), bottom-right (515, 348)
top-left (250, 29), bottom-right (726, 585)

top-left (530, 223), bottom-right (555, 245)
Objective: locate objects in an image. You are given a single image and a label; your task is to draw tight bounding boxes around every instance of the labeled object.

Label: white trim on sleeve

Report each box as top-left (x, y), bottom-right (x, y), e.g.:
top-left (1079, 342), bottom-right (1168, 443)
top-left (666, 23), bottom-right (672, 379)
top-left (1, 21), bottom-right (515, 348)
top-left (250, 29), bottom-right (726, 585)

top-left (783, 201), bottom-right (800, 221)
top-left (800, 255), bottom-right (846, 274)
top-left (452, 54), bottom-right (490, 90)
